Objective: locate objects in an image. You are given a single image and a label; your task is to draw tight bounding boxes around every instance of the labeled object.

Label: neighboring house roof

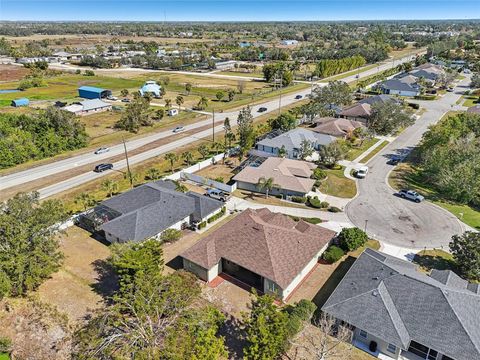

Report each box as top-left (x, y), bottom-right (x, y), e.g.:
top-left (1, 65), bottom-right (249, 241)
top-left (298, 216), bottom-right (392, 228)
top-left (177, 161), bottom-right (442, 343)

top-left (339, 103), bottom-right (372, 118)
top-left (181, 208), bottom-right (336, 288)
top-left (78, 86), bottom-right (105, 94)
top-left (467, 105), bottom-right (480, 114)
top-left (359, 94), bottom-right (397, 106)
top-left (380, 79), bottom-right (420, 93)
top-left (410, 69), bottom-right (440, 81)
top-left (186, 191), bottom-right (224, 222)
top-left (312, 117), bottom-right (364, 137)
top-left (139, 81), bottom-right (162, 96)
top-left (100, 180), bottom-right (222, 241)
top-left (396, 74), bottom-right (419, 85)
top-left (257, 128), bottom-right (336, 152)
top-left (322, 248), bottom-right (480, 360)
top-left (64, 99), bottom-right (111, 113)
top-left (232, 157), bottom-right (316, 194)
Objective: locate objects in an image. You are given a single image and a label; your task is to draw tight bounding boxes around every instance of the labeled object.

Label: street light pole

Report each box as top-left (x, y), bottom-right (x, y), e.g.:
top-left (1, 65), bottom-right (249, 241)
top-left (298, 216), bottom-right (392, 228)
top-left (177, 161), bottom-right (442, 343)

top-left (364, 219), bottom-right (369, 233)
top-left (212, 109), bottom-right (215, 143)
top-left (122, 137), bottom-right (133, 188)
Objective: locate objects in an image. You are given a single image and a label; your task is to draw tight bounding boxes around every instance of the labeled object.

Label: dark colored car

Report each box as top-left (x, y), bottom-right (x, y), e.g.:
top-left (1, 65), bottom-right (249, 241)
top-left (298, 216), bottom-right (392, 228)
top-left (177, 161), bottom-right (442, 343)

top-left (258, 107), bottom-right (267, 112)
top-left (94, 163), bottom-right (113, 173)
top-left (387, 158), bottom-right (400, 165)
top-left (295, 95), bottom-right (303, 99)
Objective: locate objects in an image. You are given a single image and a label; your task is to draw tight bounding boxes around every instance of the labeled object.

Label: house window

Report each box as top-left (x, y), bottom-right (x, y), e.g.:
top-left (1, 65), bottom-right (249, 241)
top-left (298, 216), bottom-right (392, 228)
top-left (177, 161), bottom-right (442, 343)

top-left (359, 330), bottom-right (367, 339)
top-left (387, 344), bottom-right (397, 354)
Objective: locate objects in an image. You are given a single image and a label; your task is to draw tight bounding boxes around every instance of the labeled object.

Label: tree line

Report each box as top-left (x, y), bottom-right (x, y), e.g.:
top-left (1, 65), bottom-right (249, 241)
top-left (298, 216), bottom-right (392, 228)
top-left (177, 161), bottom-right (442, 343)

top-left (0, 108), bottom-right (88, 169)
top-left (313, 55), bottom-right (366, 78)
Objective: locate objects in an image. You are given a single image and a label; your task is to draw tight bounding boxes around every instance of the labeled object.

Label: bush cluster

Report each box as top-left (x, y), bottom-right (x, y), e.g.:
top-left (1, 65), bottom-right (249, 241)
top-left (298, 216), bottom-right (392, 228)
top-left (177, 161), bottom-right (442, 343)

top-left (338, 227), bottom-right (368, 251)
top-left (291, 196), bottom-right (307, 203)
top-left (323, 245), bottom-right (345, 263)
top-left (207, 207), bottom-right (226, 223)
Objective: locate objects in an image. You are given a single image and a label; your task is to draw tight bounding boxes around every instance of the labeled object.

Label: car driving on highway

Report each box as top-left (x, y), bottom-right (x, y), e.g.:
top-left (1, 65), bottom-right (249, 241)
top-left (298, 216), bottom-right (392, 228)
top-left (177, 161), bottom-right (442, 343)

top-left (173, 126), bottom-right (185, 133)
top-left (94, 147), bottom-right (110, 155)
top-left (397, 189), bottom-right (424, 203)
top-left (295, 95), bottom-right (303, 99)
top-left (94, 163), bottom-right (113, 173)
top-left (258, 107), bottom-right (267, 112)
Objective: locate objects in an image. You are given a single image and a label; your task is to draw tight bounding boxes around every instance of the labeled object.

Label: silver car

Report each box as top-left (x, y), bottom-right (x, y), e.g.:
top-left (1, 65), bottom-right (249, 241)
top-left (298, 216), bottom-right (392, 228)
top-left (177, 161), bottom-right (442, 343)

top-left (398, 189), bottom-right (424, 203)
top-left (173, 126), bottom-right (185, 133)
top-left (94, 147), bottom-right (110, 155)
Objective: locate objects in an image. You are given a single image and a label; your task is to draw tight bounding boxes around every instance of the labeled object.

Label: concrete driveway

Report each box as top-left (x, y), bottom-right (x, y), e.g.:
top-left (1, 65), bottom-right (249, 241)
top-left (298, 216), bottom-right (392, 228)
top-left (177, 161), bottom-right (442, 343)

top-left (346, 78), bottom-right (470, 248)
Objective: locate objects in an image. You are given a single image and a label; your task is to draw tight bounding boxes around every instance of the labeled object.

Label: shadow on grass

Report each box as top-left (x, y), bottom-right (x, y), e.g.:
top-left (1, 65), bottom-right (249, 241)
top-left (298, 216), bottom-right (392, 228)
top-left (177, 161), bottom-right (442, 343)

top-left (412, 252), bottom-right (456, 272)
top-left (166, 255), bottom-right (184, 271)
top-left (91, 259), bottom-right (118, 303)
top-left (312, 256), bottom-right (356, 315)
top-left (219, 315), bottom-right (246, 360)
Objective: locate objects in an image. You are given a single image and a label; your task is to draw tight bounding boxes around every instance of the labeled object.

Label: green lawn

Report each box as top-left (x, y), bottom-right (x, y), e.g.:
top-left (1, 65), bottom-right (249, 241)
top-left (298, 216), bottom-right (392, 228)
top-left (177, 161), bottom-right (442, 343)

top-left (217, 70), bottom-right (264, 78)
top-left (358, 140), bottom-right (389, 163)
top-left (343, 138), bottom-right (378, 161)
top-left (0, 353), bottom-right (9, 360)
top-left (319, 166), bottom-right (357, 199)
top-left (461, 96), bottom-right (479, 108)
top-left (434, 201), bottom-right (480, 230)
top-left (322, 63), bottom-right (378, 82)
top-left (413, 249), bottom-right (455, 273)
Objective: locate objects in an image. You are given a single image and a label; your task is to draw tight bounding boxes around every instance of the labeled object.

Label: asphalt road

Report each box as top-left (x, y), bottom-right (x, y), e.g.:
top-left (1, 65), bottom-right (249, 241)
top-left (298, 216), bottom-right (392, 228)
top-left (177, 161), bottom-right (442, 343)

top-left (345, 77), bottom-right (470, 249)
top-left (0, 54), bottom-right (417, 199)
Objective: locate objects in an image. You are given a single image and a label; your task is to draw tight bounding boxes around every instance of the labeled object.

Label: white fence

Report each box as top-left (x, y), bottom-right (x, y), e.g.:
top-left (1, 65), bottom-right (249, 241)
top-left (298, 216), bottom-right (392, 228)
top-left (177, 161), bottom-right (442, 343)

top-left (180, 172), bottom-right (237, 193)
top-left (165, 152), bottom-right (227, 181)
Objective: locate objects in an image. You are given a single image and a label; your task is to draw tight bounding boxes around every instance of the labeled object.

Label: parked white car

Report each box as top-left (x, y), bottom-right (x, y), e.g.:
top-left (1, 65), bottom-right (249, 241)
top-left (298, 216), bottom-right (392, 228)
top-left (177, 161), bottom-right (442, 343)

top-left (94, 147), bottom-right (110, 154)
top-left (355, 166), bottom-right (369, 179)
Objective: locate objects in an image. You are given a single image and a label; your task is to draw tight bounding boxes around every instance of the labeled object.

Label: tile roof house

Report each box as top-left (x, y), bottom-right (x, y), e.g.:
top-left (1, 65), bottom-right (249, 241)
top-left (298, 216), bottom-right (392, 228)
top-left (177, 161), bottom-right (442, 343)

top-left (338, 103), bottom-right (372, 122)
top-left (232, 157), bottom-right (316, 197)
top-left (181, 208), bottom-right (336, 300)
top-left (322, 248), bottom-right (480, 360)
top-left (99, 180), bottom-right (224, 243)
top-left (311, 117), bottom-right (365, 138)
top-left (378, 79), bottom-right (421, 97)
top-left (64, 99), bottom-right (112, 116)
top-left (255, 128), bottom-right (336, 160)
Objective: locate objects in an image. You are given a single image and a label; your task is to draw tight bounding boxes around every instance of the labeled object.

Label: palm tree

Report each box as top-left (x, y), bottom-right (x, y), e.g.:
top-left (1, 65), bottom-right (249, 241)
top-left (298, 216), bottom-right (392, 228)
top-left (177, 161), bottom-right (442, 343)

top-left (120, 89), bottom-right (129, 98)
top-left (211, 141), bottom-right (224, 154)
top-left (124, 171), bottom-right (139, 188)
top-left (256, 177), bottom-right (279, 199)
top-left (165, 99), bottom-right (172, 109)
top-left (182, 151), bottom-right (194, 166)
top-left (164, 152), bottom-right (178, 173)
top-left (185, 82), bottom-right (192, 95)
top-left (74, 192), bottom-right (95, 211)
top-left (198, 144), bottom-right (210, 159)
top-left (145, 167), bottom-right (161, 181)
top-left (176, 95), bottom-right (184, 110)
top-left (173, 180), bottom-right (188, 193)
top-left (101, 179), bottom-right (118, 198)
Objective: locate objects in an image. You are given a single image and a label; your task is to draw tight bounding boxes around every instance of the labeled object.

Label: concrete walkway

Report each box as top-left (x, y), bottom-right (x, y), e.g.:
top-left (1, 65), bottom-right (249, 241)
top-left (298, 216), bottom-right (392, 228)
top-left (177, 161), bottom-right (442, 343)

top-left (379, 242), bottom-right (419, 262)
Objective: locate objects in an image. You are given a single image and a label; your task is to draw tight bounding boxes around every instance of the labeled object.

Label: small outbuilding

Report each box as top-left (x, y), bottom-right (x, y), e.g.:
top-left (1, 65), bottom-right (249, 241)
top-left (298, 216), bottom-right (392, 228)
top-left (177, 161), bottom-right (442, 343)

top-left (11, 98), bottom-right (29, 107)
top-left (139, 81), bottom-right (162, 98)
top-left (78, 86), bottom-right (112, 99)
top-left (168, 108), bottom-right (179, 116)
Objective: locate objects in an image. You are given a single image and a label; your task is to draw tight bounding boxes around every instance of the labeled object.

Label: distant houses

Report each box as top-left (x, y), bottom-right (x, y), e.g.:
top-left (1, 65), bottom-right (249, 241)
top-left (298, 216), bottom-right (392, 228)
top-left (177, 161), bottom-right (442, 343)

top-left (214, 60), bottom-right (238, 71)
top-left (378, 79), bottom-right (421, 97)
top-left (311, 117), bottom-right (364, 138)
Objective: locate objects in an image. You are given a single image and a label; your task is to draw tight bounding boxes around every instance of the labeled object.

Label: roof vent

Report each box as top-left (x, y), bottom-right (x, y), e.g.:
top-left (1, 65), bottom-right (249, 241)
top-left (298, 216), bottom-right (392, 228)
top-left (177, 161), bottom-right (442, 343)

top-left (372, 290), bottom-right (379, 297)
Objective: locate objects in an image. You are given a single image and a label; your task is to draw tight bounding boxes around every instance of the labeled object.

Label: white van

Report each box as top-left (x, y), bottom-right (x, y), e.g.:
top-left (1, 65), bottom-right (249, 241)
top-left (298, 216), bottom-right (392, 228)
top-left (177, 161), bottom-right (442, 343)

top-left (168, 109), bottom-right (179, 116)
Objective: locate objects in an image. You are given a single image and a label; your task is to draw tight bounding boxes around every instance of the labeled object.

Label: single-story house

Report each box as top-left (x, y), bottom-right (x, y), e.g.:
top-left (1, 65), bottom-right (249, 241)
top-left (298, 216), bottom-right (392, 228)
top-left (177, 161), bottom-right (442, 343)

top-left (64, 99), bottom-right (112, 116)
top-left (11, 98), bottom-right (29, 107)
top-left (467, 105), bottom-right (480, 114)
top-left (338, 103), bottom-right (372, 123)
top-left (94, 180), bottom-right (223, 243)
top-left (281, 40), bottom-right (299, 46)
top-left (395, 74), bottom-right (419, 86)
top-left (378, 79), bottom-right (421, 97)
top-left (181, 208), bottom-right (336, 300)
top-left (322, 248), bottom-right (480, 360)
top-left (78, 86), bottom-right (112, 99)
top-left (139, 81), bottom-right (162, 98)
top-left (255, 128), bottom-right (336, 160)
top-left (358, 94), bottom-right (399, 106)
top-left (233, 157), bottom-right (316, 197)
top-left (311, 117), bottom-right (365, 138)
top-left (215, 60), bottom-right (238, 70)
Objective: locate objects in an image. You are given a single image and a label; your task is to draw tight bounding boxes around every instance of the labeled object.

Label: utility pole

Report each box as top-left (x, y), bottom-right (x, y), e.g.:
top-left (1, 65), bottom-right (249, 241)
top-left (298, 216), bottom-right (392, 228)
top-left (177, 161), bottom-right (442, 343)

top-left (212, 109), bottom-right (215, 143)
top-left (123, 137), bottom-right (133, 188)
top-left (278, 70), bottom-right (283, 116)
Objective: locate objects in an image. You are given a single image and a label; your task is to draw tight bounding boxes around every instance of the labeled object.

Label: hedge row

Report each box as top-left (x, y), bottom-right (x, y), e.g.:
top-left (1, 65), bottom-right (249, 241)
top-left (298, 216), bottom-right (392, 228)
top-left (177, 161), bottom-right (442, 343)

top-left (207, 206), bottom-right (226, 223)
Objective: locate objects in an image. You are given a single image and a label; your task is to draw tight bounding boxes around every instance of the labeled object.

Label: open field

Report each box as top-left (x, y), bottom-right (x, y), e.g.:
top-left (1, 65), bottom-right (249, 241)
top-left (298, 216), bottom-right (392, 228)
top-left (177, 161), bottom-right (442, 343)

top-left (0, 64), bottom-right (29, 82)
top-left (217, 70), bottom-right (264, 78)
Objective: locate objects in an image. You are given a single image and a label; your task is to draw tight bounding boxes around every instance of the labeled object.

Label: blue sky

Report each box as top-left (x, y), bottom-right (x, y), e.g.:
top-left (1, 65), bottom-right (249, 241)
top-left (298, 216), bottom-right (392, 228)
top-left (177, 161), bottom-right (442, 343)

top-left (1, 1), bottom-right (479, 21)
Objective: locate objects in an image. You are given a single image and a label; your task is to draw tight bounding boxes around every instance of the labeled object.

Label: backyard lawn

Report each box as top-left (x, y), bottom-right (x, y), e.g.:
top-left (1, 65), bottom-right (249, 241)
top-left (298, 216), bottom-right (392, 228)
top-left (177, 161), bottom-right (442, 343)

top-left (413, 249), bottom-right (455, 273)
top-left (319, 166), bottom-right (357, 198)
top-left (344, 138), bottom-right (378, 161)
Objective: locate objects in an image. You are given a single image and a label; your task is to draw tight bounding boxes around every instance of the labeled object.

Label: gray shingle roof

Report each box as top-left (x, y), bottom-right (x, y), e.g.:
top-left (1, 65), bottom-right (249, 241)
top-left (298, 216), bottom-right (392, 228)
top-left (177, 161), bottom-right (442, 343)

top-left (358, 94), bottom-right (397, 106)
top-left (322, 248), bottom-right (480, 360)
top-left (100, 181), bottom-right (221, 242)
top-left (257, 128), bottom-right (335, 152)
top-left (186, 191), bottom-right (224, 222)
top-left (380, 79), bottom-right (420, 93)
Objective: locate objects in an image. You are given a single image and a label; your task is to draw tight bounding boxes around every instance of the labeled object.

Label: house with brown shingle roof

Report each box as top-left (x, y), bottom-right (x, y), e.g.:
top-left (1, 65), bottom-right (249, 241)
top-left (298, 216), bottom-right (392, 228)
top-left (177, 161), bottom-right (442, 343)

top-left (232, 157), bottom-right (316, 197)
top-left (312, 117), bottom-right (365, 138)
top-left (181, 208), bottom-right (336, 300)
top-left (338, 103), bottom-right (372, 123)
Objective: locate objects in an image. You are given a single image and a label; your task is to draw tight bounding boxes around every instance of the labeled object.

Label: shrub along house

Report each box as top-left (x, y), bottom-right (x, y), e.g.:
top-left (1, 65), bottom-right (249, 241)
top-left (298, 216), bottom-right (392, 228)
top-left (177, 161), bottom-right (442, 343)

top-left (322, 248), bottom-right (480, 360)
top-left (82, 180), bottom-right (224, 243)
top-left (181, 208), bottom-right (336, 300)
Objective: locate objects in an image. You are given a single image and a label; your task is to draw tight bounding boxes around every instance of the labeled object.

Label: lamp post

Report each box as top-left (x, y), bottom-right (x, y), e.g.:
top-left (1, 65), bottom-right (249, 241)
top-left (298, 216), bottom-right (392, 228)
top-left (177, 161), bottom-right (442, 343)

top-left (364, 219), bottom-right (369, 233)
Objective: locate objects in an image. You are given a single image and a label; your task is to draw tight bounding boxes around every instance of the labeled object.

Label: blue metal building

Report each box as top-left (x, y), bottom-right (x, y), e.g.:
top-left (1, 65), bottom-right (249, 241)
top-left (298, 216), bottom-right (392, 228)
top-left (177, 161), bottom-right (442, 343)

top-left (78, 86), bottom-right (112, 99)
top-left (11, 98), bottom-right (29, 107)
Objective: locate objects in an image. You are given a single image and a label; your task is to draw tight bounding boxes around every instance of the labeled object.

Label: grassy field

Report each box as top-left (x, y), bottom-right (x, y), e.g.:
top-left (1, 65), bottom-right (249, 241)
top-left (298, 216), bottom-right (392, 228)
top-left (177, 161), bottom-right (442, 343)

top-left (358, 140), bottom-right (389, 163)
top-left (461, 95), bottom-right (479, 108)
top-left (319, 166), bottom-right (357, 199)
top-left (217, 70), bottom-right (264, 78)
top-left (322, 63), bottom-right (379, 82)
top-left (389, 162), bottom-right (480, 230)
top-left (0, 354), bottom-right (9, 360)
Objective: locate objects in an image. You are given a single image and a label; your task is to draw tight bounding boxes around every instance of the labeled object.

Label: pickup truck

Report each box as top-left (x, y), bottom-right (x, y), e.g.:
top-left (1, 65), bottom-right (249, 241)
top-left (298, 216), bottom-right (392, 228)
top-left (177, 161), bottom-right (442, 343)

top-left (397, 189), bottom-right (424, 203)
